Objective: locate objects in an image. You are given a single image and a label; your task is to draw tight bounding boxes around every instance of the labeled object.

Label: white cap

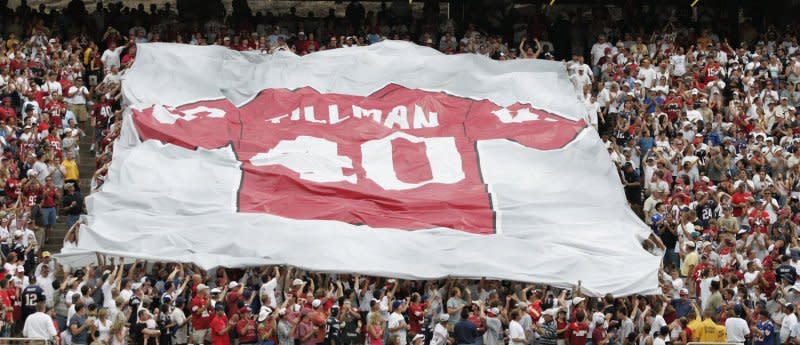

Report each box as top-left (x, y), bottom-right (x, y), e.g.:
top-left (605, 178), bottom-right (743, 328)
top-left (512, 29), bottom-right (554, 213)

top-left (292, 278), bottom-right (304, 286)
top-left (197, 284), bottom-right (209, 292)
top-left (228, 281), bottom-right (239, 289)
top-left (312, 299), bottom-right (322, 308)
top-left (438, 313), bottom-right (450, 322)
top-left (572, 297), bottom-right (585, 305)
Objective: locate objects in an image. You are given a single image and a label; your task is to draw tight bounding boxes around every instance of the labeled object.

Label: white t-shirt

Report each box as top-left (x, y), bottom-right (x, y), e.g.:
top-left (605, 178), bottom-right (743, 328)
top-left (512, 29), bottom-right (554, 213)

top-left (23, 312), bottom-right (58, 339)
top-left (782, 313), bottom-right (798, 343)
top-left (508, 320), bottom-right (526, 345)
top-left (726, 317), bottom-right (750, 344)
top-left (95, 318), bottom-right (112, 342)
top-left (66, 86), bottom-right (88, 105)
top-left (388, 312), bottom-right (408, 345)
top-left (638, 66), bottom-right (658, 88)
top-left (259, 278), bottom-right (278, 309)
top-left (101, 281), bottom-right (115, 309)
top-left (36, 274), bottom-right (55, 307)
top-left (431, 323), bottom-right (449, 345)
top-left (653, 337), bottom-right (667, 345)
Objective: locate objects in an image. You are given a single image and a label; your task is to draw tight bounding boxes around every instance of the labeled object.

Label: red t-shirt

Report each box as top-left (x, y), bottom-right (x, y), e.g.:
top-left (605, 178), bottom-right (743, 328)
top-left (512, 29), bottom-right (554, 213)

top-left (42, 186), bottom-right (57, 208)
top-left (211, 314), bottom-right (230, 345)
top-left (311, 310), bottom-right (327, 344)
top-left (568, 322), bottom-right (589, 345)
top-left (557, 321), bottom-right (568, 339)
top-left (226, 291), bottom-right (241, 318)
top-left (408, 303), bottom-right (427, 334)
top-left (527, 301), bottom-right (542, 323)
top-left (731, 192), bottom-right (751, 217)
top-left (236, 319), bottom-right (257, 344)
top-left (191, 296), bottom-right (213, 330)
top-left (0, 290), bottom-right (11, 322)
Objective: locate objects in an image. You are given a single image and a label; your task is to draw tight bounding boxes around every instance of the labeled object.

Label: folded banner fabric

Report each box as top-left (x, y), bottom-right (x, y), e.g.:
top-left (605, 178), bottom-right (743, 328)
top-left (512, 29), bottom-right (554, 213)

top-left (56, 42), bottom-right (662, 296)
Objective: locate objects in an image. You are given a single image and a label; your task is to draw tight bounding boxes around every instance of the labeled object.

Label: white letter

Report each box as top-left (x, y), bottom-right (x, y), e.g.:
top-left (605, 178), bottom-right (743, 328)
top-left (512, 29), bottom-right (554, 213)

top-left (412, 104), bottom-right (439, 129)
top-left (384, 105), bottom-right (410, 129)
top-left (328, 104), bottom-right (350, 125)
top-left (352, 105), bottom-right (382, 123)
top-left (304, 106), bottom-right (326, 124)
top-left (361, 132), bottom-right (464, 190)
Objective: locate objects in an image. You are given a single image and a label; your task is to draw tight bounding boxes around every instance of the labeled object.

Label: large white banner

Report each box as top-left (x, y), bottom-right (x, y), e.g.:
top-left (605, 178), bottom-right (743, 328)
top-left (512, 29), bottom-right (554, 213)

top-left (56, 42), bottom-right (662, 296)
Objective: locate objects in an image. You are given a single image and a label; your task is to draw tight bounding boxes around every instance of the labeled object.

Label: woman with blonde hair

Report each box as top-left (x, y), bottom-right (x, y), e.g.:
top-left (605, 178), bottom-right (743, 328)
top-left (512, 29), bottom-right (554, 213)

top-left (94, 308), bottom-right (112, 345)
top-left (367, 313), bottom-right (384, 345)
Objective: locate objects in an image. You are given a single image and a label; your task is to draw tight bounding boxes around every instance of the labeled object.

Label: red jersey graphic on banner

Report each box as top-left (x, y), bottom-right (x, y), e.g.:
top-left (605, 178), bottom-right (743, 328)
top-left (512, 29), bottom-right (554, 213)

top-left (132, 84), bottom-right (586, 234)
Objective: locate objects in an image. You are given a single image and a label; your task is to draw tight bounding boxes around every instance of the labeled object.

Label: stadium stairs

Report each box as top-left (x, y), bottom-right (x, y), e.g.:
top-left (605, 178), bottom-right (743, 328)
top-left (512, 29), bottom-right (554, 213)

top-left (43, 128), bottom-right (95, 254)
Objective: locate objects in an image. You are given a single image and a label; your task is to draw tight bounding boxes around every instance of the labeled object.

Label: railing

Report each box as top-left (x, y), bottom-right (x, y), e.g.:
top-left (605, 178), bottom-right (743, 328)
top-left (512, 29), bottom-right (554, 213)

top-left (0, 338), bottom-right (51, 345)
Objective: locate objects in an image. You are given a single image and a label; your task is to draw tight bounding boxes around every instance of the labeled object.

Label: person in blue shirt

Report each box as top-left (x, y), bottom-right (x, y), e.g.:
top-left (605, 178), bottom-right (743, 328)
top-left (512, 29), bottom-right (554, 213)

top-left (453, 308), bottom-right (478, 345)
top-left (21, 276), bottom-right (45, 323)
top-left (754, 309), bottom-right (775, 345)
top-left (670, 289), bottom-right (692, 318)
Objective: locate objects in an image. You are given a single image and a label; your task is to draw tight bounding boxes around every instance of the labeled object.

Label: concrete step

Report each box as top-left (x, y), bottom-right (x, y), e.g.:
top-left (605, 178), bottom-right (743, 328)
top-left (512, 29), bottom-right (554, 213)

top-left (50, 126), bottom-right (96, 254)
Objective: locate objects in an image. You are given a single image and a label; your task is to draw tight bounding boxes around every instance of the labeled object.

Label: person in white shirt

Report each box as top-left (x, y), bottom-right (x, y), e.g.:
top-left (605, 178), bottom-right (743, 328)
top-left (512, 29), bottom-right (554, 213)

top-left (590, 35), bottom-right (612, 66)
top-left (430, 314), bottom-right (450, 345)
top-left (781, 304), bottom-right (797, 344)
top-left (637, 59), bottom-right (658, 89)
top-left (725, 310), bottom-right (750, 345)
top-left (259, 267), bottom-right (281, 309)
top-left (172, 297), bottom-right (189, 345)
top-left (570, 69), bottom-right (592, 95)
top-left (22, 300), bottom-right (58, 341)
top-left (508, 309), bottom-right (526, 345)
top-left (65, 77), bottom-right (90, 125)
top-left (388, 301), bottom-right (410, 345)
top-left (101, 42), bottom-right (126, 72)
top-left (36, 265), bottom-right (55, 308)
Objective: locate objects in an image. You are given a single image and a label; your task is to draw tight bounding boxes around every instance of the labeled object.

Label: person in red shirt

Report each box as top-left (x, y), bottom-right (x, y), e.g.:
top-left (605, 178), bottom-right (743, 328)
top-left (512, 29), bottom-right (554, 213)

top-left (407, 293), bottom-right (427, 337)
top-left (0, 98), bottom-right (16, 121)
top-left (0, 279), bottom-right (12, 336)
top-left (730, 183), bottom-right (751, 218)
top-left (310, 299), bottom-right (328, 344)
top-left (526, 290), bottom-right (543, 323)
top-left (41, 176), bottom-right (60, 237)
top-left (191, 284), bottom-right (214, 345)
top-left (236, 307), bottom-right (258, 345)
top-left (256, 307), bottom-right (277, 345)
top-left (748, 201), bottom-right (771, 233)
top-left (567, 311), bottom-right (589, 345)
top-left (226, 282), bottom-right (243, 319)
top-left (211, 303), bottom-right (237, 345)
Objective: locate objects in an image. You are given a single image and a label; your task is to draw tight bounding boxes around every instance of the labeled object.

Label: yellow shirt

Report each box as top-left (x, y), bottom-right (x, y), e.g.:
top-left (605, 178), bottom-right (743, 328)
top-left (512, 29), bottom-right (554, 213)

top-left (63, 160), bottom-right (79, 180)
top-left (681, 251), bottom-right (699, 276)
top-left (699, 319), bottom-right (725, 342)
top-left (687, 316), bottom-right (703, 341)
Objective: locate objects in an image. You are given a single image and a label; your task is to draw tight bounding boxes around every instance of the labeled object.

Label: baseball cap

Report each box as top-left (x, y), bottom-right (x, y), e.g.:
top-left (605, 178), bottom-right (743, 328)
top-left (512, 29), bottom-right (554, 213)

top-left (258, 307), bottom-right (272, 322)
top-left (679, 288), bottom-right (689, 295)
top-left (16, 266), bottom-right (24, 273)
top-left (543, 308), bottom-right (559, 317)
top-left (487, 307), bottom-right (500, 317)
top-left (41, 251), bottom-right (51, 258)
top-left (210, 288), bottom-right (221, 294)
top-left (239, 306), bottom-right (252, 314)
top-left (292, 279), bottom-right (304, 286)
top-left (214, 303), bottom-right (225, 311)
top-left (392, 300), bottom-right (404, 309)
top-left (197, 284), bottom-right (209, 292)
top-left (228, 281), bottom-right (239, 289)
top-left (312, 299), bottom-right (322, 308)
top-left (438, 313), bottom-right (449, 322)
top-left (572, 297), bottom-right (585, 305)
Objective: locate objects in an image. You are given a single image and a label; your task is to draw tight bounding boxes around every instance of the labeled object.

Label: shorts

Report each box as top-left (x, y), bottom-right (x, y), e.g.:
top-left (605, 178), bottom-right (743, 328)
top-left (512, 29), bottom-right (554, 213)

top-left (70, 104), bottom-right (89, 122)
top-left (43, 207), bottom-right (57, 225)
top-left (192, 328), bottom-right (210, 345)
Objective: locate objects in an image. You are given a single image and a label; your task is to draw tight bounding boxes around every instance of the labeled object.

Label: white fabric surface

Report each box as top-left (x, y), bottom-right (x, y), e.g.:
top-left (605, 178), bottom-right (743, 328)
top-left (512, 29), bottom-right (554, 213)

top-left (55, 42), bottom-right (662, 296)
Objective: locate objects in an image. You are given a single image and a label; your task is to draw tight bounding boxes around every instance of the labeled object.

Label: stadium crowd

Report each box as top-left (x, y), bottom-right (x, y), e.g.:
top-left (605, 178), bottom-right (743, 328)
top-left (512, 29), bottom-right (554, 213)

top-left (1, 2), bottom-right (800, 345)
